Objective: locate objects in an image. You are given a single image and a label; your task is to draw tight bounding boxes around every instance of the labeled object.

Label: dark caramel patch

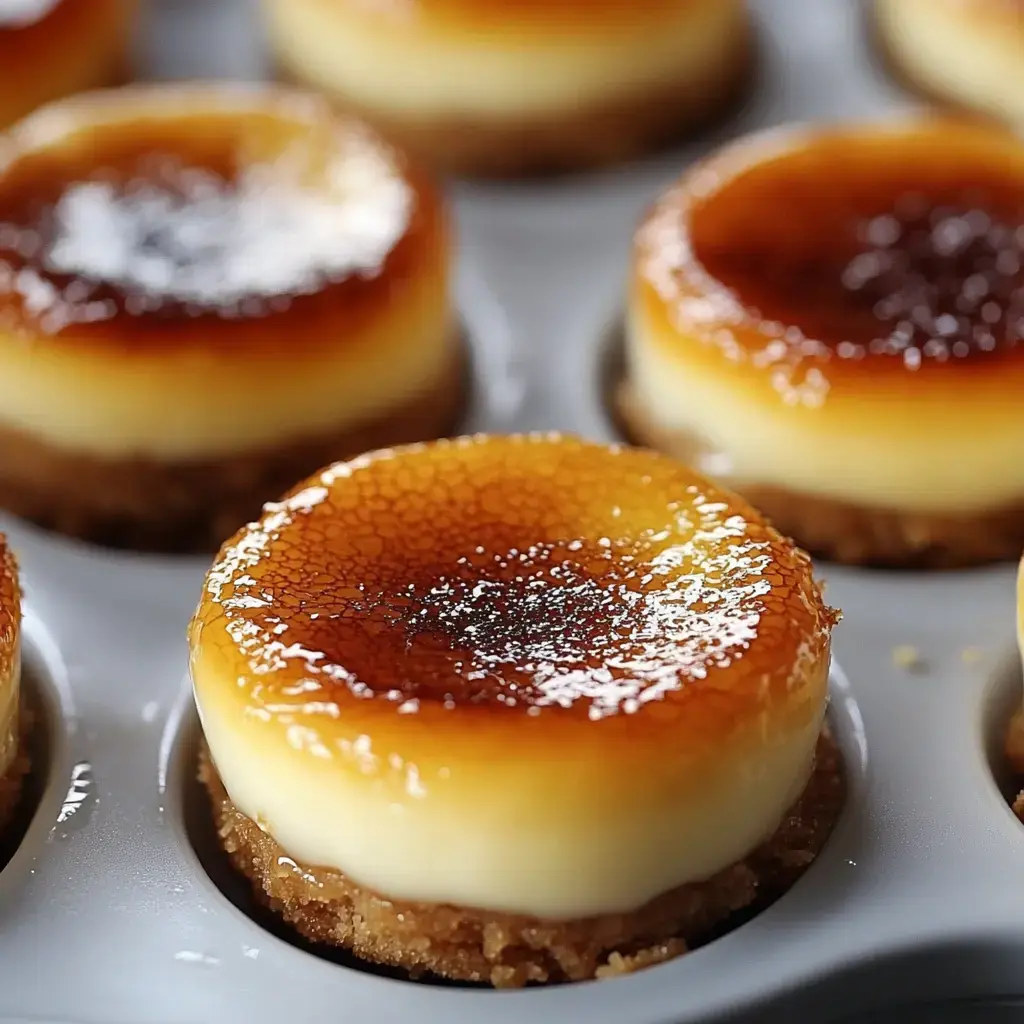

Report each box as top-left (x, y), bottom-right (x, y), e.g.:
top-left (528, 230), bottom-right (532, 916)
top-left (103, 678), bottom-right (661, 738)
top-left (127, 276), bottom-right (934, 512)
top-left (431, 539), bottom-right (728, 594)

top-left (0, 104), bottom-right (438, 350)
top-left (194, 435), bottom-right (834, 721)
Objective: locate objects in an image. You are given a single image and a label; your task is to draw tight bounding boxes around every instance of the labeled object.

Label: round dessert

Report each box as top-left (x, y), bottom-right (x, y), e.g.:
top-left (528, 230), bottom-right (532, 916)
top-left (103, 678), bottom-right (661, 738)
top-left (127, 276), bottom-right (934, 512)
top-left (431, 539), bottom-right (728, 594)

top-left (622, 119), bottom-right (1024, 569)
top-left (0, 84), bottom-right (463, 553)
top-left (263, 0), bottom-right (754, 177)
top-left (0, 0), bottom-right (135, 130)
top-left (190, 433), bottom-right (843, 987)
top-left (0, 533), bottom-right (24, 836)
top-left (874, 0), bottom-right (1024, 124)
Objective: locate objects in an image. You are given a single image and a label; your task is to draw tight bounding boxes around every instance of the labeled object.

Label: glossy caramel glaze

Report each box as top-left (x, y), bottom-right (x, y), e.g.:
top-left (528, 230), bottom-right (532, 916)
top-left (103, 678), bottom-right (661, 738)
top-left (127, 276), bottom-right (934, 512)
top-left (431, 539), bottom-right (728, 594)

top-left (0, 88), bottom-right (443, 357)
top-left (0, 535), bottom-right (18, 689)
top-left (191, 435), bottom-right (836, 750)
top-left (636, 121), bottom-right (1024, 404)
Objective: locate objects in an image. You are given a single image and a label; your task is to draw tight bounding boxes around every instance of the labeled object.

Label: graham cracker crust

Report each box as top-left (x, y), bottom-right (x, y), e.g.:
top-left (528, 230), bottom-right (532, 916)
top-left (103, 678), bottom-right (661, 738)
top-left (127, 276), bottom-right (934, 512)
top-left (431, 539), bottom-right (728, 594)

top-left (199, 729), bottom-right (843, 988)
top-left (0, 342), bottom-right (469, 555)
top-left (615, 380), bottom-right (1024, 570)
top-left (276, 22), bottom-right (756, 178)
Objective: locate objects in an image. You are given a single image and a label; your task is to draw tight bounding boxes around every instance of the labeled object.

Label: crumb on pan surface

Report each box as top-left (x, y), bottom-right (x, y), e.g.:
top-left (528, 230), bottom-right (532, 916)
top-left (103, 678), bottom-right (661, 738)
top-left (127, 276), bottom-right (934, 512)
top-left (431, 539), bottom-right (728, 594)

top-left (199, 730), bottom-right (844, 987)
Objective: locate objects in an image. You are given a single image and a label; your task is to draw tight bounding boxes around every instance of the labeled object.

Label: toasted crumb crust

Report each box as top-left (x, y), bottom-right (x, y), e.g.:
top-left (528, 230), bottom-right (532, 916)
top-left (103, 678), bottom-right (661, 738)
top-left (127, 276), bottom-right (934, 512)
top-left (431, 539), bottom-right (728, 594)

top-left (616, 382), bottom-right (1024, 569)
top-left (200, 729), bottom-right (843, 988)
top-left (0, 339), bottom-right (468, 555)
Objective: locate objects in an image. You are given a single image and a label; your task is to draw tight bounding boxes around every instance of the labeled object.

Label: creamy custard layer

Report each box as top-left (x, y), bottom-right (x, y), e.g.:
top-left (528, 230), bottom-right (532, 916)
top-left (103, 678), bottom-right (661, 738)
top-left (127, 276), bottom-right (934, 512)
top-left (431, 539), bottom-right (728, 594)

top-left (190, 435), bottom-right (835, 919)
top-left (0, 85), bottom-right (453, 459)
top-left (266, 0), bottom-right (748, 118)
top-left (876, 0), bottom-right (1024, 123)
top-left (626, 308), bottom-right (1024, 512)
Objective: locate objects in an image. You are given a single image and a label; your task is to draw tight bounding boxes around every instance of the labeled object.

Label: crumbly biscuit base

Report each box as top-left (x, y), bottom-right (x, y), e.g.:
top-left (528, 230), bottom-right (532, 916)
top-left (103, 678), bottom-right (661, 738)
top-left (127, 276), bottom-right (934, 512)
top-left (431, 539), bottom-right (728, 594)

top-left (200, 729), bottom-right (843, 988)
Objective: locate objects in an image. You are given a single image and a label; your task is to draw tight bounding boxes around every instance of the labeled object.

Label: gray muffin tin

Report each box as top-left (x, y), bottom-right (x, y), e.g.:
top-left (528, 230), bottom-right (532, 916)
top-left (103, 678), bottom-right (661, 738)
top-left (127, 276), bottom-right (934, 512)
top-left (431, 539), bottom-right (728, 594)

top-left (0, 0), bottom-right (1022, 1021)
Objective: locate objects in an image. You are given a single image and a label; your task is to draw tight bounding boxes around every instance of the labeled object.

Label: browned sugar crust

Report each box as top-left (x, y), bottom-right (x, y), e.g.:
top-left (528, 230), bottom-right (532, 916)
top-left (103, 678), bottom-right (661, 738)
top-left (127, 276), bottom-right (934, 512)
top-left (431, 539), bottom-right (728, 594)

top-left (200, 729), bottom-right (843, 988)
top-left (616, 381), bottom-right (1024, 569)
top-left (276, 20), bottom-right (755, 178)
top-left (0, 339), bottom-right (468, 554)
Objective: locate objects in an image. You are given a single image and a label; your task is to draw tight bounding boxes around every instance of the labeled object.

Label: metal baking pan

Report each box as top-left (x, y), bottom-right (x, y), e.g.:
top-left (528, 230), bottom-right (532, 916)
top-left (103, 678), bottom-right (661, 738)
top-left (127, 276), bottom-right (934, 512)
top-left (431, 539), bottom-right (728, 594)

top-left (0, 0), bottom-right (1021, 1021)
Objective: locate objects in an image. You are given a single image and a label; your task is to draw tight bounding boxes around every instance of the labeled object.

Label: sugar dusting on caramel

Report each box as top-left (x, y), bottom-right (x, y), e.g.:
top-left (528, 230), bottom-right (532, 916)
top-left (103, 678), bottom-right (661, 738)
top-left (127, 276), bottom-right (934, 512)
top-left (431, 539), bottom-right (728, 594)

top-left (639, 124), bottom-right (1024, 405)
top-left (194, 435), bottom-right (834, 723)
top-left (0, 108), bottom-right (413, 333)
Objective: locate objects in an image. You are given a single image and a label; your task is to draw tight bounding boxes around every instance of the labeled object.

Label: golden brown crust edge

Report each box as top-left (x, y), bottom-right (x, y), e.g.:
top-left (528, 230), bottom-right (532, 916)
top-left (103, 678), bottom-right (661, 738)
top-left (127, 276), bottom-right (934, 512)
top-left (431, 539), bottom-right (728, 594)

top-left (0, 341), bottom-right (469, 555)
top-left (199, 729), bottom-right (843, 988)
top-left (616, 382), bottom-right (1024, 570)
top-left (275, 20), bottom-right (755, 178)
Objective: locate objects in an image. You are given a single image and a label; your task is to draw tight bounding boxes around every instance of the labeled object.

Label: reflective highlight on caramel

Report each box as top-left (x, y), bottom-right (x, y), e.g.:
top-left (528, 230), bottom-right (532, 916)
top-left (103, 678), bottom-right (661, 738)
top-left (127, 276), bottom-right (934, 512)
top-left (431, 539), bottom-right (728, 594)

top-left (0, 98), bottom-right (433, 352)
top-left (192, 434), bottom-right (834, 726)
top-left (638, 121), bottom-right (1024, 404)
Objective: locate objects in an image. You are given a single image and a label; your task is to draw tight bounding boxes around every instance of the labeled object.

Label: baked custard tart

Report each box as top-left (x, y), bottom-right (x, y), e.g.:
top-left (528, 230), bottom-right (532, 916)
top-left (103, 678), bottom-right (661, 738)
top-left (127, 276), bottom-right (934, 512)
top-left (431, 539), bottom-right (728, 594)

top-left (190, 434), bottom-right (843, 987)
top-left (622, 119), bottom-right (1024, 568)
top-left (0, 84), bottom-right (463, 552)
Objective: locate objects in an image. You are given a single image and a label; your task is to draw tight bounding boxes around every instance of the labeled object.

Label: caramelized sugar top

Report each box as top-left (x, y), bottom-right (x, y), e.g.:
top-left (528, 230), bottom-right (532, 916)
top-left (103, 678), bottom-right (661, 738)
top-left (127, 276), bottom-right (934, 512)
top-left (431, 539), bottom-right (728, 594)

top-left (0, 92), bottom-right (435, 351)
top-left (0, 535), bottom-right (19, 688)
top-left (193, 435), bottom-right (834, 723)
top-left (639, 123), bottom-right (1024, 402)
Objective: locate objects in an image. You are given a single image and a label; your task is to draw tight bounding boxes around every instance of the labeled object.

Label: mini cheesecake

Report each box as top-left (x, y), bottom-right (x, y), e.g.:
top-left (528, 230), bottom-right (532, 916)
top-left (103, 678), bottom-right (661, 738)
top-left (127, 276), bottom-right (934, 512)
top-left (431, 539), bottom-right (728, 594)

top-left (264, 0), bottom-right (753, 176)
top-left (622, 119), bottom-right (1024, 568)
top-left (190, 434), bottom-right (843, 987)
top-left (0, 84), bottom-right (463, 553)
top-left (0, 0), bottom-right (135, 129)
top-left (875, 0), bottom-right (1024, 124)
top-left (0, 533), bottom-right (24, 836)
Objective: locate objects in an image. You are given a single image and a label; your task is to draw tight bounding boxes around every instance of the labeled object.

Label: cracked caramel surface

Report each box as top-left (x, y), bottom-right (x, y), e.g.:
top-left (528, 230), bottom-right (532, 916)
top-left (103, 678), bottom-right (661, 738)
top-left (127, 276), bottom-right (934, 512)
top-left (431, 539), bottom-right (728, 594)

top-left (192, 434), bottom-right (834, 738)
top-left (636, 120), bottom-right (1024, 406)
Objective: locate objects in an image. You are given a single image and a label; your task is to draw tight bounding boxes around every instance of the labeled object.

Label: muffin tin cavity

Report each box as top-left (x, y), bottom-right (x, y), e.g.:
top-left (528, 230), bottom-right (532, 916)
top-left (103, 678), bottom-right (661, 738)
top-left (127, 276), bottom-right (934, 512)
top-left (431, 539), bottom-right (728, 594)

top-left (169, 686), bottom-right (853, 989)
